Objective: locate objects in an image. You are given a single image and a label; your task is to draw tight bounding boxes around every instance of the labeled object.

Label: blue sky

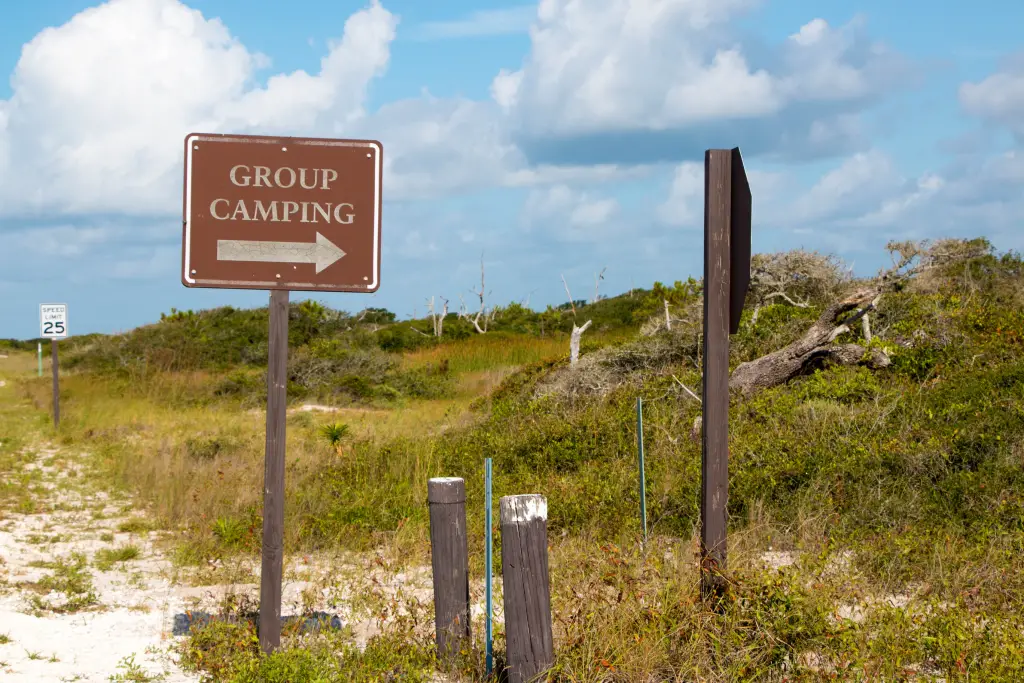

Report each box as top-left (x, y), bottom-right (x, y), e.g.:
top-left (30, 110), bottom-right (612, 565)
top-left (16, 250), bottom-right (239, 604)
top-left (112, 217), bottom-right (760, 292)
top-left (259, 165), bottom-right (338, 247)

top-left (1, 0), bottom-right (1022, 338)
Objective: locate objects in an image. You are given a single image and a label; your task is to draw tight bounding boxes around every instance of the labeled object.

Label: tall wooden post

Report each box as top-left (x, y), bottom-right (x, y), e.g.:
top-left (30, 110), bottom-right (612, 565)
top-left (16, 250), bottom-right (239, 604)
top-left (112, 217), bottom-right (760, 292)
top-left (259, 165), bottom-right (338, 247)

top-left (428, 477), bottom-right (471, 664)
top-left (259, 289), bottom-right (289, 653)
top-left (51, 339), bottom-right (60, 428)
top-left (500, 494), bottom-right (554, 683)
top-left (700, 148), bottom-right (751, 600)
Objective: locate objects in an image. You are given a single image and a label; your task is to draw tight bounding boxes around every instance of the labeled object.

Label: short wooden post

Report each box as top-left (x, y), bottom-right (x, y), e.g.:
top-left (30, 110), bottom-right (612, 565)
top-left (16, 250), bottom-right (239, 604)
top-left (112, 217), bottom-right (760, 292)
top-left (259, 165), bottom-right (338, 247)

top-left (428, 477), bottom-right (471, 664)
top-left (500, 494), bottom-right (554, 683)
top-left (259, 289), bottom-right (289, 653)
top-left (51, 339), bottom-right (60, 428)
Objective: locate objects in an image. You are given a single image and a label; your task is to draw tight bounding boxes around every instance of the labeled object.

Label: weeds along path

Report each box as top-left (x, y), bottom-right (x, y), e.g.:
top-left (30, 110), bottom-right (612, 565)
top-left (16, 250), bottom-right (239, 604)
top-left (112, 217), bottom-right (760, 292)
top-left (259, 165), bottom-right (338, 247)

top-left (0, 367), bottom-right (199, 681)
top-left (0, 357), bottom-right (490, 682)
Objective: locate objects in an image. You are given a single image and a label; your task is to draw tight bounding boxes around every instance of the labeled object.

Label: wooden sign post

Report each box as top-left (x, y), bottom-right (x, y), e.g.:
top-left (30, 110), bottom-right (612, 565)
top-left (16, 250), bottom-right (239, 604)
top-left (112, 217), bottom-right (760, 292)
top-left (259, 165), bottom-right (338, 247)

top-left (700, 148), bottom-right (751, 600)
top-left (182, 133), bottom-right (383, 652)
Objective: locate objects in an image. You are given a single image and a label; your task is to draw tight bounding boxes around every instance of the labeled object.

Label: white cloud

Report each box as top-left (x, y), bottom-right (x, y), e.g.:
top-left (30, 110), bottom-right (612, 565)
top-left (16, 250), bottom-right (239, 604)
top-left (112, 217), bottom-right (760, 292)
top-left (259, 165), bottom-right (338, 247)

top-left (410, 6), bottom-right (535, 40)
top-left (789, 150), bottom-right (902, 223)
top-left (7, 225), bottom-right (114, 258)
top-left (493, 2), bottom-right (910, 160)
top-left (521, 185), bottom-right (620, 242)
top-left (656, 162), bottom-right (703, 227)
top-left (0, 0), bottom-right (397, 217)
top-left (959, 51), bottom-right (1024, 139)
top-left (359, 97), bottom-right (518, 200)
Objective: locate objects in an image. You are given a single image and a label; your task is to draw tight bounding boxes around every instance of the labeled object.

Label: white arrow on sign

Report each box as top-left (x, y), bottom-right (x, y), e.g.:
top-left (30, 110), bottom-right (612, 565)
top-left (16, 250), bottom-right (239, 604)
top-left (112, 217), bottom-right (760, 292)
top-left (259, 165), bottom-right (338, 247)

top-left (216, 232), bottom-right (346, 274)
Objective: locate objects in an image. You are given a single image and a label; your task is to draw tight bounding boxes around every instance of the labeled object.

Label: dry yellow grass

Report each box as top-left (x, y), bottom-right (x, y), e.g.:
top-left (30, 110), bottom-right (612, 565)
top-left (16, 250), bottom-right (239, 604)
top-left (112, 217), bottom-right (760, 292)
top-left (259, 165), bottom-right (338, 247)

top-left (4, 357), bottom-right (459, 562)
top-left (402, 333), bottom-right (569, 373)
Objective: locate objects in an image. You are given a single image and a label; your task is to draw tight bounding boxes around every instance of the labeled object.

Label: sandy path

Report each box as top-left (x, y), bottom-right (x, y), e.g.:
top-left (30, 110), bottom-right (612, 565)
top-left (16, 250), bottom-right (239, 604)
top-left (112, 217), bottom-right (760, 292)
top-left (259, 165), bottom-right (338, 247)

top-left (0, 446), bottom-right (200, 682)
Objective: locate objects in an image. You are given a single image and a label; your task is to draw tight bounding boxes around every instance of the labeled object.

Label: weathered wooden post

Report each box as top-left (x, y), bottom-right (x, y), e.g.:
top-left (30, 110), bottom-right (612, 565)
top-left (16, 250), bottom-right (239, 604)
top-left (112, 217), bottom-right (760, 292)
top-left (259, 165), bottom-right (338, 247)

top-left (259, 288), bottom-right (289, 652)
top-left (500, 494), bottom-right (554, 683)
top-left (428, 477), bottom-right (471, 664)
top-left (700, 148), bottom-right (752, 600)
top-left (51, 339), bottom-right (60, 428)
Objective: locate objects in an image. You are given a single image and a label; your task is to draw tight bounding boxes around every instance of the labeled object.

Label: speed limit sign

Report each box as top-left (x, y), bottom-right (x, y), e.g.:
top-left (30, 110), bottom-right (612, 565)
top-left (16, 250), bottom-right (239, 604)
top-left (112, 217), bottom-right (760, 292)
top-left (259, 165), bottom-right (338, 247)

top-left (40, 304), bottom-right (68, 339)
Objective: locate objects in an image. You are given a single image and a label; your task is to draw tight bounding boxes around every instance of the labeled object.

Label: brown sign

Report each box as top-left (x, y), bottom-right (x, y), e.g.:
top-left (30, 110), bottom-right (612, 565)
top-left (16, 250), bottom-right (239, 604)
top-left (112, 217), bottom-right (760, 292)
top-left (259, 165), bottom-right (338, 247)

top-left (728, 147), bottom-right (752, 335)
top-left (181, 133), bottom-right (382, 292)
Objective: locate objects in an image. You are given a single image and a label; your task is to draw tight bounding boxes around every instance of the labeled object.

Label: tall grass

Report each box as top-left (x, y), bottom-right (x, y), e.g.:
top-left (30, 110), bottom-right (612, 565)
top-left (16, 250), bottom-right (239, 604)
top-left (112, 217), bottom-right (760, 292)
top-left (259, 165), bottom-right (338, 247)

top-left (402, 332), bottom-right (570, 373)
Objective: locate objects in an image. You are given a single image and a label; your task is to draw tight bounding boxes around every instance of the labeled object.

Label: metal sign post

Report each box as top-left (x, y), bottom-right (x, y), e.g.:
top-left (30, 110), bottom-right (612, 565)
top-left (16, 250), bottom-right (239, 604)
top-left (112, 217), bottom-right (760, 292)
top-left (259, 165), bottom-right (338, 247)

top-left (182, 133), bottom-right (384, 652)
top-left (40, 304), bottom-right (68, 428)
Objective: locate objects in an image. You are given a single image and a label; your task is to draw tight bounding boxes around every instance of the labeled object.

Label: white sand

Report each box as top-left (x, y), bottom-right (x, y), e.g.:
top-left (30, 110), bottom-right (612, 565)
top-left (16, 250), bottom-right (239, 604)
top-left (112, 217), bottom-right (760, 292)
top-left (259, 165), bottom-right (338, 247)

top-left (0, 448), bottom-right (198, 682)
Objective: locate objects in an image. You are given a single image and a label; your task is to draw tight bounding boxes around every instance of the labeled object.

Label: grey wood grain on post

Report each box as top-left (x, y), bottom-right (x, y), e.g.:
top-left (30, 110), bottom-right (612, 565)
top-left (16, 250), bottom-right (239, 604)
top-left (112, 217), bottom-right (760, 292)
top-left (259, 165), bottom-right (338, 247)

top-left (701, 149), bottom-right (732, 599)
top-left (51, 339), bottom-right (59, 428)
top-left (259, 289), bottom-right (289, 653)
top-left (427, 477), bottom-right (471, 663)
top-left (500, 494), bottom-right (554, 683)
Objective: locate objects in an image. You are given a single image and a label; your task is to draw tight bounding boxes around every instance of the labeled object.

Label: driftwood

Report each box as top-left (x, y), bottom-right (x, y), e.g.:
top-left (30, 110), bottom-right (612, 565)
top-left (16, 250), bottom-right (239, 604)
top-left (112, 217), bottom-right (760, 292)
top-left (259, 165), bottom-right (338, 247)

top-left (730, 288), bottom-right (889, 396)
top-left (727, 237), bottom-right (983, 397)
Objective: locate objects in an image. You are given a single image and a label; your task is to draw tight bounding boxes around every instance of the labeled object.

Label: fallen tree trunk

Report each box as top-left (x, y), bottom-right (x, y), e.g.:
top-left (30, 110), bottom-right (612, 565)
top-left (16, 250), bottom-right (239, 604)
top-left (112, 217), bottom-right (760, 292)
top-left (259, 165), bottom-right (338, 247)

top-left (729, 287), bottom-right (889, 397)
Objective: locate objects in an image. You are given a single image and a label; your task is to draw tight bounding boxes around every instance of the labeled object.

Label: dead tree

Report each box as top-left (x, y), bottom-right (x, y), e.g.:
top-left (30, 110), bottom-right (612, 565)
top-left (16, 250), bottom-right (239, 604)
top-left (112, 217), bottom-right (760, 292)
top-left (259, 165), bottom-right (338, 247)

top-left (592, 267), bottom-right (607, 304)
top-left (562, 275), bottom-right (592, 367)
top-left (664, 299), bottom-right (672, 331)
top-left (729, 288), bottom-right (889, 396)
top-left (427, 296), bottom-right (449, 337)
top-left (729, 239), bottom-right (976, 397)
top-left (471, 255), bottom-right (491, 333)
top-left (747, 250), bottom-right (849, 327)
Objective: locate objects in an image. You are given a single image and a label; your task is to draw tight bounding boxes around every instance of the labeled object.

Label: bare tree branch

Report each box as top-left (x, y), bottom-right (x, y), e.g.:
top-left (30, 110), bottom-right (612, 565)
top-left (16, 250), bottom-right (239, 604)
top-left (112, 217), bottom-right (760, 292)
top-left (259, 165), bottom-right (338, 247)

top-left (472, 254), bottom-right (489, 333)
top-left (593, 266), bottom-right (607, 304)
top-left (671, 374), bottom-right (701, 403)
top-left (561, 275), bottom-right (577, 320)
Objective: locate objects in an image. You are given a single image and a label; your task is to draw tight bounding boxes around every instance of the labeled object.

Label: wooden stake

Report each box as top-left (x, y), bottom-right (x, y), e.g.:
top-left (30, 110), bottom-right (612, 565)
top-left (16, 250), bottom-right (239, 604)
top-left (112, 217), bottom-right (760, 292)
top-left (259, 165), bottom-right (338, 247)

top-left (428, 477), bottom-right (471, 664)
top-left (500, 494), bottom-right (554, 683)
top-left (259, 289), bottom-right (289, 653)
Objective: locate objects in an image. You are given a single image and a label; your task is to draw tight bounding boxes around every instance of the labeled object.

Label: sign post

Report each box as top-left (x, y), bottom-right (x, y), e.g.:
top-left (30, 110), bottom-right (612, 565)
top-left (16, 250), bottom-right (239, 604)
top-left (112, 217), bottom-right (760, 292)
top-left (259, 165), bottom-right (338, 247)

top-left (182, 133), bottom-right (383, 652)
top-left (700, 148), bottom-right (751, 600)
top-left (40, 304), bottom-right (68, 428)
top-left (37, 342), bottom-right (42, 377)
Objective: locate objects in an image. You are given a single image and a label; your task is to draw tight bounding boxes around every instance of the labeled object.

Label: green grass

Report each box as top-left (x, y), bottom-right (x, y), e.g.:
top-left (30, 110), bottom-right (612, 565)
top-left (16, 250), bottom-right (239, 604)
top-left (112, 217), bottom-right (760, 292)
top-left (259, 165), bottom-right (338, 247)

top-left (94, 544), bottom-right (141, 571)
top-left (108, 654), bottom-right (165, 682)
top-left (22, 552), bottom-right (99, 614)
top-left (4, 238), bottom-right (1024, 680)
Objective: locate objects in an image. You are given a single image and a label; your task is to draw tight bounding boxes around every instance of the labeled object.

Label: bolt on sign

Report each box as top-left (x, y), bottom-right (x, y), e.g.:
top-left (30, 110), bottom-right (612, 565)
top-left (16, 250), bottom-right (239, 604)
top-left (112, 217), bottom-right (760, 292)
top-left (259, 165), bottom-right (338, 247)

top-left (182, 133), bottom-right (383, 292)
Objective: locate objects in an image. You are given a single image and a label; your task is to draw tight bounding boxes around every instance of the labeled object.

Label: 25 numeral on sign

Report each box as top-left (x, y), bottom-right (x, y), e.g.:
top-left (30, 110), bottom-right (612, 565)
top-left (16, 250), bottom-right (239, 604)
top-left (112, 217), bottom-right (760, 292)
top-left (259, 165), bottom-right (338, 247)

top-left (42, 322), bottom-right (66, 336)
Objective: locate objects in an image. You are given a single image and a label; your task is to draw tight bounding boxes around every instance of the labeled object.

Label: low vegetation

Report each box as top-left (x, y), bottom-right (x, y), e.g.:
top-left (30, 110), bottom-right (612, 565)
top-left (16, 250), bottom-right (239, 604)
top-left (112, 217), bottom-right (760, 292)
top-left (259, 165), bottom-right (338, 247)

top-left (3, 236), bottom-right (1023, 680)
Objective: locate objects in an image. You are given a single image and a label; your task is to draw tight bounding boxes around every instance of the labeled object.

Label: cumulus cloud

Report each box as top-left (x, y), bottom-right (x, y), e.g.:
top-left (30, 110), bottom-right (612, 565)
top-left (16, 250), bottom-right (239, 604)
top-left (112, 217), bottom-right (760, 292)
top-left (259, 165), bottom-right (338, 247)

top-left (959, 51), bottom-right (1024, 140)
top-left (656, 162), bottom-right (703, 228)
top-left (520, 185), bottom-right (620, 242)
top-left (0, 0), bottom-right (396, 217)
top-left (495, 2), bottom-right (912, 164)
